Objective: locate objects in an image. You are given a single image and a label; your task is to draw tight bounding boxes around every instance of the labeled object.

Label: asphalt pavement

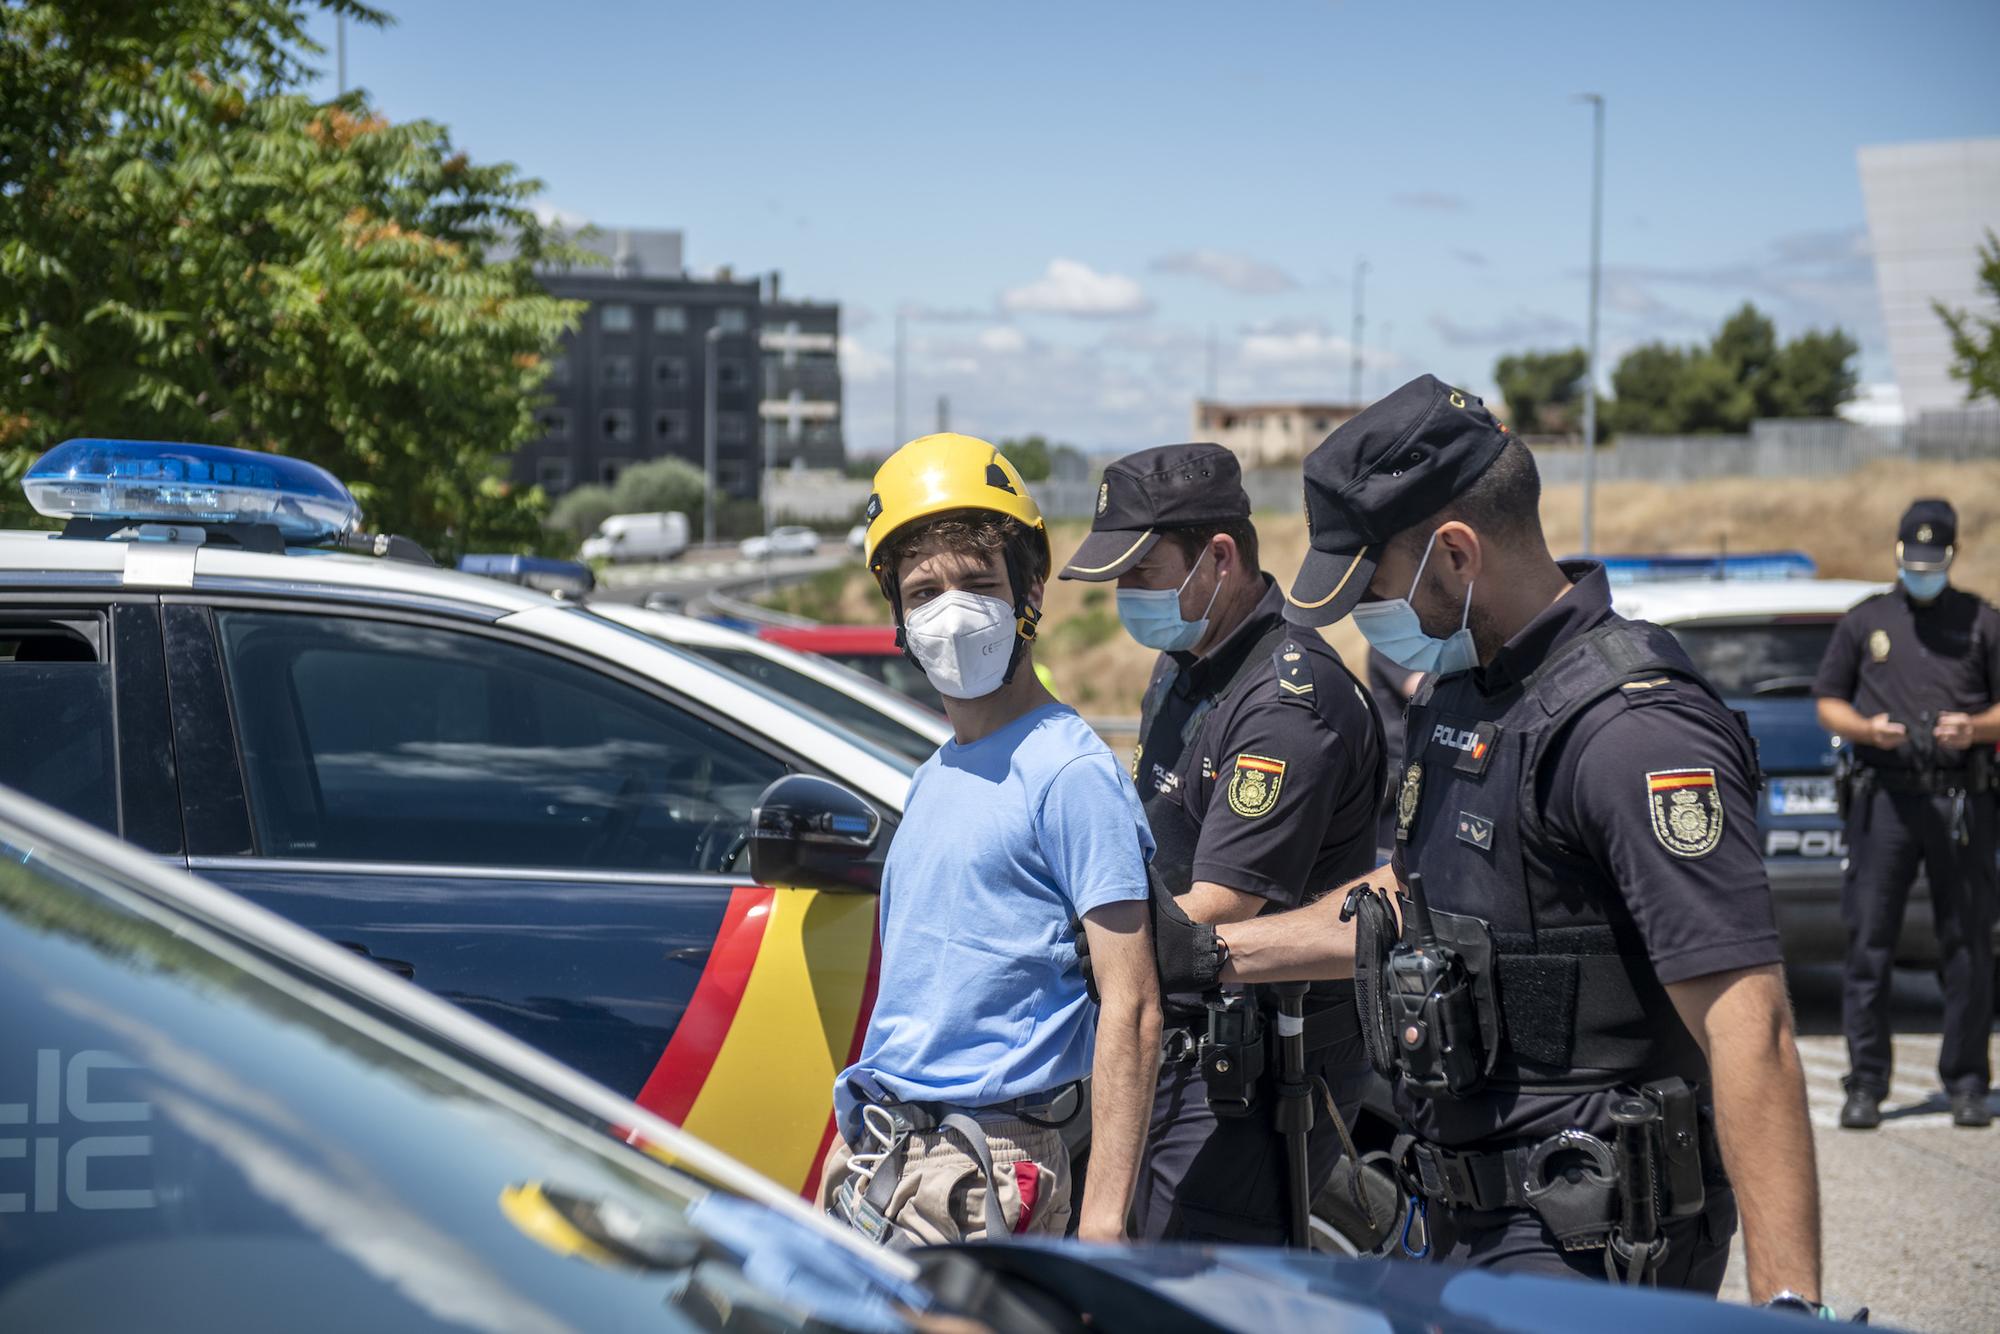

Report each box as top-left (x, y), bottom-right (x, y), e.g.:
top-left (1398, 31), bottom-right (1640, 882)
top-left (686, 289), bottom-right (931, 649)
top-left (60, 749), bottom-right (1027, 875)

top-left (1718, 963), bottom-right (2000, 1331)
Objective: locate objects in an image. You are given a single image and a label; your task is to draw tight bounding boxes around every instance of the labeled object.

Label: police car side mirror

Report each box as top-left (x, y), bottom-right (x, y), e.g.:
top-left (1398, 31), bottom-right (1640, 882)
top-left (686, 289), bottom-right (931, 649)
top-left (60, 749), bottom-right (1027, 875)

top-left (748, 775), bottom-right (883, 894)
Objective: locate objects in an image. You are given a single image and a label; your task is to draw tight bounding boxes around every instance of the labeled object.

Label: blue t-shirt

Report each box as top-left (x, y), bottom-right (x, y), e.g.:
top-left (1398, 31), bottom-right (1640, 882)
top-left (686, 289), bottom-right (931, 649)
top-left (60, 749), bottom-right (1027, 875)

top-left (834, 703), bottom-right (1153, 1141)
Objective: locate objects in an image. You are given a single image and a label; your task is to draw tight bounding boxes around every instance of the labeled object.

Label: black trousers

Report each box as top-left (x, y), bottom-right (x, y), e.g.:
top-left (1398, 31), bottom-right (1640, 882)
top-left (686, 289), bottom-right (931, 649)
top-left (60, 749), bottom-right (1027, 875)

top-left (1426, 1188), bottom-right (1737, 1293)
top-left (1840, 787), bottom-right (1996, 1097)
top-left (1132, 1032), bottom-right (1371, 1245)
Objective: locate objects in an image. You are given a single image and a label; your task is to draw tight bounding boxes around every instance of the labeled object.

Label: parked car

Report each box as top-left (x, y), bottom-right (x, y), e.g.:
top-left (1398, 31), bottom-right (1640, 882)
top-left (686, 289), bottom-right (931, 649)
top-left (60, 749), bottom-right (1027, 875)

top-left (758, 623), bottom-right (944, 713)
top-left (581, 510), bottom-right (690, 564)
top-left (0, 780), bottom-right (1801, 1332)
top-left (741, 525), bottom-right (822, 561)
top-left (1604, 553), bottom-right (2000, 969)
top-left (591, 602), bottom-right (951, 764)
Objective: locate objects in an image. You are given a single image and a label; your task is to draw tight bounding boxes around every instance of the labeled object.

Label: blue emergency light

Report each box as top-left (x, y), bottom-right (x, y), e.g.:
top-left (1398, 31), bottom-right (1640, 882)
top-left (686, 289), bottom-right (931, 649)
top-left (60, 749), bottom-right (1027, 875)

top-left (457, 553), bottom-right (596, 597)
top-left (1586, 551), bottom-right (1818, 585)
top-left (22, 438), bottom-right (361, 543)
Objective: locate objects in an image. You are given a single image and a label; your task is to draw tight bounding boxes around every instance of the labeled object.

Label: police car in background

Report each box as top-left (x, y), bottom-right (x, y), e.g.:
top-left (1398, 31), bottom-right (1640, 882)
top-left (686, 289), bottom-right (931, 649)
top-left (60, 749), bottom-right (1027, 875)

top-left (1600, 552), bottom-right (1995, 970)
top-left (0, 437), bottom-right (916, 1197)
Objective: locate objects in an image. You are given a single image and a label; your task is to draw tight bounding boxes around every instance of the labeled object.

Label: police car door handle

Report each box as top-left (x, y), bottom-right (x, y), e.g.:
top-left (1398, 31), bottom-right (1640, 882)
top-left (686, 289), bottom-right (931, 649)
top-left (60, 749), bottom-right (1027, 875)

top-left (336, 940), bottom-right (416, 981)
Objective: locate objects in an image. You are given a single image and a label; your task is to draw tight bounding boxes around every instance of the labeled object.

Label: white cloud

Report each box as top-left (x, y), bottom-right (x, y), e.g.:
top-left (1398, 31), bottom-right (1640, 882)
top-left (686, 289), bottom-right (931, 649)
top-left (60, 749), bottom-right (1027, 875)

top-left (838, 334), bottom-right (891, 383)
top-left (1240, 323), bottom-right (1400, 371)
top-left (532, 203), bottom-right (591, 230)
top-left (977, 326), bottom-right (1029, 354)
top-left (1000, 258), bottom-right (1153, 318)
top-left (1149, 249), bottom-right (1298, 295)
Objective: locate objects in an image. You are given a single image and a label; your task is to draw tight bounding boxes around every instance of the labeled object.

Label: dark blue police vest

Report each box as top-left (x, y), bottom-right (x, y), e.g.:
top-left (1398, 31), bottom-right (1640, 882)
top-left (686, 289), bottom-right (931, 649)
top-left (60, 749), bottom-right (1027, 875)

top-left (1393, 618), bottom-right (1754, 1091)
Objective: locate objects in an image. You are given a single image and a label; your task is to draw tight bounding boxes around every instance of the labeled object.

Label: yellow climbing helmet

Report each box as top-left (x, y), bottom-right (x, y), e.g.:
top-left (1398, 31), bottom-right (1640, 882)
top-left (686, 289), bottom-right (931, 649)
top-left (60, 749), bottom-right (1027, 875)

top-left (862, 433), bottom-right (1051, 580)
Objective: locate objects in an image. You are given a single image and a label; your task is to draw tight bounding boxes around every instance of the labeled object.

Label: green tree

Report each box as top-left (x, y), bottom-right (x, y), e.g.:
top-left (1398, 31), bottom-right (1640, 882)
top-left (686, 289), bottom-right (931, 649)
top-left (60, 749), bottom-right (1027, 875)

top-left (0, 0), bottom-right (584, 557)
top-left (1493, 347), bottom-right (1587, 433)
top-left (1768, 328), bottom-right (1860, 417)
top-left (1937, 229), bottom-right (2000, 403)
top-left (548, 485), bottom-right (618, 545)
top-left (1606, 303), bottom-right (1857, 436)
top-left (998, 434), bottom-right (1053, 482)
top-left (1711, 303), bottom-right (1780, 418)
top-left (610, 456), bottom-right (707, 517)
top-left (1606, 343), bottom-right (1691, 434)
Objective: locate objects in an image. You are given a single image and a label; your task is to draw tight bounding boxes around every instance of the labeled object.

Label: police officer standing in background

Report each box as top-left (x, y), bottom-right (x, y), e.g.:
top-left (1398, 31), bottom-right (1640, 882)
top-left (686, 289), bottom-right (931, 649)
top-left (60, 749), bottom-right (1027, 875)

top-left (1058, 443), bottom-right (1383, 1244)
top-left (1151, 376), bottom-right (1826, 1310)
top-left (1813, 499), bottom-right (1999, 1130)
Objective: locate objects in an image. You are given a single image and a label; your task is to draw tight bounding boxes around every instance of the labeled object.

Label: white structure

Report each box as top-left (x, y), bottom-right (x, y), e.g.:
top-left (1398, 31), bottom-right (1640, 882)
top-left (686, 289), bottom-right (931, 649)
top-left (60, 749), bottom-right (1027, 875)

top-left (1191, 400), bottom-right (1362, 466)
top-left (1857, 138), bottom-right (2000, 419)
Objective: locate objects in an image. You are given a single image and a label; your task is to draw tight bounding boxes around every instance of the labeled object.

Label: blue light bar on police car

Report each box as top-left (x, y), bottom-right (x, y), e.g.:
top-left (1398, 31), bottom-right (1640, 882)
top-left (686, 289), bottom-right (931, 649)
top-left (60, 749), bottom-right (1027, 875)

top-left (1586, 551), bottom-right (1818, 585)
top-left (22, 438), bottom-right (361, 544)
top-left (457, 553), bottom-right (596, 597)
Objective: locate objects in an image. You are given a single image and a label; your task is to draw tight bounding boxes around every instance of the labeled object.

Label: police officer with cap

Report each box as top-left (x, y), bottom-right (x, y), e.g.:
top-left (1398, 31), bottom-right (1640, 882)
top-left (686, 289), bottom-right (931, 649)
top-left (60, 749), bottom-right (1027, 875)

top-left (1058, 443), bottom-right (1382, 1245)
top-left (1813, 499), bottom-right (1999, 1130)
top-left (1149, 375), bottom-right (1826, 1309)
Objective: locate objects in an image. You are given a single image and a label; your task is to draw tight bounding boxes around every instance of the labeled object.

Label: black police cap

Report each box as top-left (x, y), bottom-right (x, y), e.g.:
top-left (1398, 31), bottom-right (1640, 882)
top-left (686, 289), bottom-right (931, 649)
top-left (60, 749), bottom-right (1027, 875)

top-left (1284, 373), bottom-right (1510, 626)
top-left (1897, 498), bottom-right (1956, 569)
top-left (1058, 443), bottom-right (1250, 582)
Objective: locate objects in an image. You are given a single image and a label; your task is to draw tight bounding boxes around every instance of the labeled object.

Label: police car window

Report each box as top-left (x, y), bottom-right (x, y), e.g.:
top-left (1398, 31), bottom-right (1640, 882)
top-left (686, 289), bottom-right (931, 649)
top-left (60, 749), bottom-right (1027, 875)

top-left (214, 612), bottom-right (784, 872)
top-left (0, 616), bottom-right (116, 834)
top-left (1667, 621), bottom-right (1837, 697)
top-left (687, 646), bottom-right (934, 765)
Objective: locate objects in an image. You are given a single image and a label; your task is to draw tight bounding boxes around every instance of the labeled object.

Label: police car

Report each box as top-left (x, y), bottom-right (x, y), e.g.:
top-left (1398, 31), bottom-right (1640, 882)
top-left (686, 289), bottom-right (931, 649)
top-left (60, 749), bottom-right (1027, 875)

top-left (1601, 553), bottom-right (1982, 968)
top-left (0, 437), bottom-right (914, 1196)
top-left (587, 602), bottom-right (950, 765)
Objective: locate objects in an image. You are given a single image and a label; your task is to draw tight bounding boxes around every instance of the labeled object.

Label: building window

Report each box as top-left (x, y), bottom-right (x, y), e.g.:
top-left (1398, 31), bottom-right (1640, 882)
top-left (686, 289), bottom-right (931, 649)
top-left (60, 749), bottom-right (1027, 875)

top-left (654, 410), bottom-right (687, 443)
top-left (653, 356), bottom-right (688, 391)
top-left (535, 459), bottom-right (571, 493)
top-left (717, 360), bottom-right (750, 392)
top-left (599, 458), bottom-right (633, 486)
top-left (602, 355), bottom-right (634, 388)
top-left (600, 304), bottom-right (633, 333)
top-left (718, 415), bottom-right (749, 445)
top-left (654, 305), bottom-right (687, 334)
top-left (601, 409), bottom-right (632, 443)
top-left (715, 307), bottom-right (749, 335)
top-left (718, 461), bottom-right (748, 490)
top-left (537, 408), bottom-right (569, 441)
top-left (548, 355), bottom-right (571, 387)
top-left (806, 421), bottom-right (840, 446)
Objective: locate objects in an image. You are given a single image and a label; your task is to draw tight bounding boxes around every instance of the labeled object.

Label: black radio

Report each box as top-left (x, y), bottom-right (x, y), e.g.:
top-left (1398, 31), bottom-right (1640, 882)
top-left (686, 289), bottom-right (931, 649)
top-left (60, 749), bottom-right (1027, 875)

top-left (1200, 991), bottom-right (1266, 1118)
top-left (1382, 872), bottom-right (1486, 1098)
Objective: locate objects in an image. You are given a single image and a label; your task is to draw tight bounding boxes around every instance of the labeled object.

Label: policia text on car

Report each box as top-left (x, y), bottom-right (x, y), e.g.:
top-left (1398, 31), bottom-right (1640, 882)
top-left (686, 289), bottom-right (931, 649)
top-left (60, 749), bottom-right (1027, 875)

top-left (1058, 444), bottom-right (1383, 1247)
top-left (1149, 376), bottom-right (1828, 1310)
top-left (1813, 498), bottom-right (1999, 1131)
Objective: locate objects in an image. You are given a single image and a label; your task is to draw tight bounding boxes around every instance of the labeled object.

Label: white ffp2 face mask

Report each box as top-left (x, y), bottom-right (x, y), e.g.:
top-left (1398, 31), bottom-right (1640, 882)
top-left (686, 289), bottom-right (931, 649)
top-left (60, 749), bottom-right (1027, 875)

top-left (902, 590), bottom-right (1020, 700)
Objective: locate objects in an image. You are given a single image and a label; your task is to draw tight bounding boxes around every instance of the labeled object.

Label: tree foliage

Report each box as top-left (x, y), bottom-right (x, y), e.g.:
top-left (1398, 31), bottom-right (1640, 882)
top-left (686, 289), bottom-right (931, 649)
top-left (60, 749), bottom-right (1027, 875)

top-left (1493, 347), bottom-right (1587, 434)
top-left (547, 456), bottom-right (708, 546)
top-left (0, 0), bottom-right (584, 556)
top-left (998, 434), bottom-right (1053, 482)
top-left (1605, 302), bottom-right (1856, 436)
top-left (1937, 229), bottom-right (2000, 404)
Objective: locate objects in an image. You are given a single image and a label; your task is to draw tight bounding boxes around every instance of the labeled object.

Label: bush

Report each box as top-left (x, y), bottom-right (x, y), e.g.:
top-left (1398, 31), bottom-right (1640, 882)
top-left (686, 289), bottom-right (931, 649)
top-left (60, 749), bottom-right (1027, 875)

top-left (549, 485), bottom-right (618, 544)
top-left (611, 456), bottom-right (707, 516)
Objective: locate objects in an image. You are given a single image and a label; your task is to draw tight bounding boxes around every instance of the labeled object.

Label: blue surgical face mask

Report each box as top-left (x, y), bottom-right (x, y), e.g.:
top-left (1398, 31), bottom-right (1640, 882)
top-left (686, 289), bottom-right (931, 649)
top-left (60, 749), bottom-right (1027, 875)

top-left (1117, 545), bottom-right (1222, 652)
top-left (1351, 529), bottom-right (1479, 676)
top-left (1899, 568), bottom-right (1948, 602)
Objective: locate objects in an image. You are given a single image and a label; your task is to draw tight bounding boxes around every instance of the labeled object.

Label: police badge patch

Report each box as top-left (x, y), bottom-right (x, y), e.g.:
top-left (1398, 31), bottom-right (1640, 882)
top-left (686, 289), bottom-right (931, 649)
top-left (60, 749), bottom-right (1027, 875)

top-left (1868, 629), bottom-right (1890, 663)
top-left (1395, 761), bottom-right (1423, 842)
top-left (1226, 753), bottom-right (1285, 818)
top-left (1646, 768), bottom-right (1723, 858)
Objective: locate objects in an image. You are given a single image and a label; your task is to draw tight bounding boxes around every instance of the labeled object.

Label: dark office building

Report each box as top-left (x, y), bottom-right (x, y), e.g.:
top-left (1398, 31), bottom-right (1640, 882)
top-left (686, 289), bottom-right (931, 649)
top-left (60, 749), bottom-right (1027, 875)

top-left (517, 228), bottom-right (846, 498)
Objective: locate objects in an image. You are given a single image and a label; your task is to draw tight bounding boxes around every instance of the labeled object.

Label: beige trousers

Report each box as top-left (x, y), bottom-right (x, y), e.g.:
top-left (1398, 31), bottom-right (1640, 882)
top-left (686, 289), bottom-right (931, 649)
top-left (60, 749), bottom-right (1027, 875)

top-left (822, 1115), bottom-right (1073, 1244)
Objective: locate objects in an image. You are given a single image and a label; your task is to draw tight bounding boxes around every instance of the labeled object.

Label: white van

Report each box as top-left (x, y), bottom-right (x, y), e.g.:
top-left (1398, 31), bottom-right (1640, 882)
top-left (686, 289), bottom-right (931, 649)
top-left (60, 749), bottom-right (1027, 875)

top-left (579, 510), bottom-right (690, 563)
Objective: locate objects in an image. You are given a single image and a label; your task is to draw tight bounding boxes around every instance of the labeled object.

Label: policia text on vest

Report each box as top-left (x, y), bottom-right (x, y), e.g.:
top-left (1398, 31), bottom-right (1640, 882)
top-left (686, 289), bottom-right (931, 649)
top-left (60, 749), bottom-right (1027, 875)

top-left (1151, 376), bottom-right (1827, 1311)
top-left (1059, 443), bottom-right (1384, 1248)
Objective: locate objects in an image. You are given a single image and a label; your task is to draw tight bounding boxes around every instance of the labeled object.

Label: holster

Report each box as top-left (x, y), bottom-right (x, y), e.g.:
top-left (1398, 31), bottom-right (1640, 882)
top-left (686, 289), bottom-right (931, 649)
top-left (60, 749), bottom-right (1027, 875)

top-left (1342, 883), bottom-right (1399, 1079)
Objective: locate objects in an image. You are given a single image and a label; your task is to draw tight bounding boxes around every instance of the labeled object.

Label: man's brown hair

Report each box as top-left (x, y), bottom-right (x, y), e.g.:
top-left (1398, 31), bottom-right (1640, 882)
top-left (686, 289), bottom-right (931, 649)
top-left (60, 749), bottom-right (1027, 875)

top-left (874, 509), bottom-right (1041, 603)
top-left (1161, 516), bottom-right (1261, 576)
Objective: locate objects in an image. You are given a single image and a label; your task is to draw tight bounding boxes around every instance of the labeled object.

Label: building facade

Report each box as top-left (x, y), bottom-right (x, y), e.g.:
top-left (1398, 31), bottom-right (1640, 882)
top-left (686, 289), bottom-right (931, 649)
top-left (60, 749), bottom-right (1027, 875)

top-left (1190, 400), bottom-right (1362, 467)
top-left (1857, 138), bottom-right (2000, 421)
top-left (518, 228), bottom-right (845, 499)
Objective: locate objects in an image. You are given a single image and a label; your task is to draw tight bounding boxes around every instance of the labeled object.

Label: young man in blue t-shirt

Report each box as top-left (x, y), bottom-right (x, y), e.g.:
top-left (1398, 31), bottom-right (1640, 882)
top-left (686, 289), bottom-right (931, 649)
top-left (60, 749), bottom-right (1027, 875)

top-left (823, 433), bottom-right (1161, 1245)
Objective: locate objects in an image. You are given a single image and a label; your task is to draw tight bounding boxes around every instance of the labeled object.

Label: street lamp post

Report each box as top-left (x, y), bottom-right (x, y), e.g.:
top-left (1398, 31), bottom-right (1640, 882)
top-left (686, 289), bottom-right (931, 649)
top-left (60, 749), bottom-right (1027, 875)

top-left (1350, 258), bottom-right (1369, 405)
top-left (1578, 92), bottom-right (1605, 556)
top-left (703, 323), bottom-right (723, 548)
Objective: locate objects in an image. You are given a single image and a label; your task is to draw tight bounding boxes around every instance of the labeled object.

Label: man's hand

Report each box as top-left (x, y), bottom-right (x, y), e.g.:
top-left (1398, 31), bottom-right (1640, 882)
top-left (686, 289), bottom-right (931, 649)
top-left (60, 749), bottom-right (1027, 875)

top-left (1665, 965), bottom-right (1822, 1306)
top-left (1934, 711), bottom-right (1975, 751)
top-left (1076, 899), bottom-right (1161, 1243)
top-left (1868, 712), bottom-right (1908, 749)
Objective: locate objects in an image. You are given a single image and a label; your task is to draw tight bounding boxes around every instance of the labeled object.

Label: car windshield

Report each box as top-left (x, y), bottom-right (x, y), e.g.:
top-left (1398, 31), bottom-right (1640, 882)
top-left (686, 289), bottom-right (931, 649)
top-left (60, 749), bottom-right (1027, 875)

top-left (0, 795), bottom-right (930, 1333)
top-left (828, 653), bottom-right (943, 713)
top-left (1664, 620), bottom-right (1838, 697)
top-left (687, 646), bottom-right (936, 765)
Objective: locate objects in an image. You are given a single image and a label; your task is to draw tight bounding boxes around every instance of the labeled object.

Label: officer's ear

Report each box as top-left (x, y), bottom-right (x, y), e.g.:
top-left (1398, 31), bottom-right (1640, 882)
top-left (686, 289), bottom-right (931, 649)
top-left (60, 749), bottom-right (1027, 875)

top-left (1431, 521), bottom-right (1484, 588)
top-left (1208, 533), bottom-right (1237, 583)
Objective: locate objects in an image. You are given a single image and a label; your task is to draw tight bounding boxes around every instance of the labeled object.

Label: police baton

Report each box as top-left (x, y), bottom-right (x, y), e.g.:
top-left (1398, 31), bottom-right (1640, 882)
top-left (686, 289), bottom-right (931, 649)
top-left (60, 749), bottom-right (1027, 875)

top-left (1269, 980), bottom-right (1315, 1249)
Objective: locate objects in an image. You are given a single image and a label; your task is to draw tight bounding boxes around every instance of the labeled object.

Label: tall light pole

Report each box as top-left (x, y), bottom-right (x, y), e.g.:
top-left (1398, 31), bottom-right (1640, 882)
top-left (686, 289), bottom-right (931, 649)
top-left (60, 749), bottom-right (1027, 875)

top-left (1349, 258), bottom-right (1369, 404)
top-left (1578, 92), bottom-right (1605, 556)
top-left (702, 323), bottom-right (723, 548)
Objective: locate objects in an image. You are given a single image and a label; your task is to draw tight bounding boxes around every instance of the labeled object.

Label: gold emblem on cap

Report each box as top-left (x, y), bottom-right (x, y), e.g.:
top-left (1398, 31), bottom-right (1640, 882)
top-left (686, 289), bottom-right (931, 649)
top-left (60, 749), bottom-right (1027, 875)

top-left (1097, 482), bottom-right (1109, 516)
top-left (1916, 523), bottom-right (1933, 544)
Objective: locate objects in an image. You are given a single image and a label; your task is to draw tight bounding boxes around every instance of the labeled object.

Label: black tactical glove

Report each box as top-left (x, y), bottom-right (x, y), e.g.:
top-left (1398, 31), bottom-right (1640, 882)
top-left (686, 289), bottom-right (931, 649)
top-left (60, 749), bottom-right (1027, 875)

top-left (1150, 867), bottom-right (1224, 993)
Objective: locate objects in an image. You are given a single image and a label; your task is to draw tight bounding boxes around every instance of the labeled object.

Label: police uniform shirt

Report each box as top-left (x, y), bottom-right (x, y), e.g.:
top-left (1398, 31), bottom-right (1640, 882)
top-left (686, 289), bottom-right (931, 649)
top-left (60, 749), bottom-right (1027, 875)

top-left (1811, 585), bottom-right (2000, 769)
top-left (1406, 563), bottom-right (1784, 1147)
top-left (1134, 575), bottom-right (1383, 1012)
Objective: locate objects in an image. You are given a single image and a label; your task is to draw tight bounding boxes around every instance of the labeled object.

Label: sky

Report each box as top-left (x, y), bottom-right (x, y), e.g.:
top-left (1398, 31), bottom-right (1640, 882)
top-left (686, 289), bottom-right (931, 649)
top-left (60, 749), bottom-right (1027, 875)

top-left (304, 0), bottom-right (2000, 458)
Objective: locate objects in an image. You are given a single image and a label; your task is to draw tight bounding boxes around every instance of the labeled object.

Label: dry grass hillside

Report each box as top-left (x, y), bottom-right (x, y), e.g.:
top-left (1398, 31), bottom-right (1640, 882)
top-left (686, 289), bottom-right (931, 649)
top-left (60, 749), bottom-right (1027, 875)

top-left (763, 459), bottom-right (2000, 715)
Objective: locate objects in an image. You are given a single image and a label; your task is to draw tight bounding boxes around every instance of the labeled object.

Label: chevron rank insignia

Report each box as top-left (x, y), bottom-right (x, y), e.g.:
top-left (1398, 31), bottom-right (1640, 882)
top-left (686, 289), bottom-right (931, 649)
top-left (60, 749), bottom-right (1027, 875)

top-left (1277, 642), bottom-right (1313, 697)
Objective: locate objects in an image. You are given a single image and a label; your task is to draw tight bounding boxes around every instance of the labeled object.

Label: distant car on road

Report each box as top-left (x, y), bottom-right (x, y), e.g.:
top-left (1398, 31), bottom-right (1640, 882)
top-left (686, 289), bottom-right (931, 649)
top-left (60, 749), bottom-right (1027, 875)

top-left (847, 522), bottom-right (868, 553)
top-left (1601, 553), bottom-right (1999, 970)
top-left (740, 525), bottom-right (822, 561)
top-left (757, 623), bottom-right (944, 713)
top-left (581, 510), bottom-right (690, 563)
